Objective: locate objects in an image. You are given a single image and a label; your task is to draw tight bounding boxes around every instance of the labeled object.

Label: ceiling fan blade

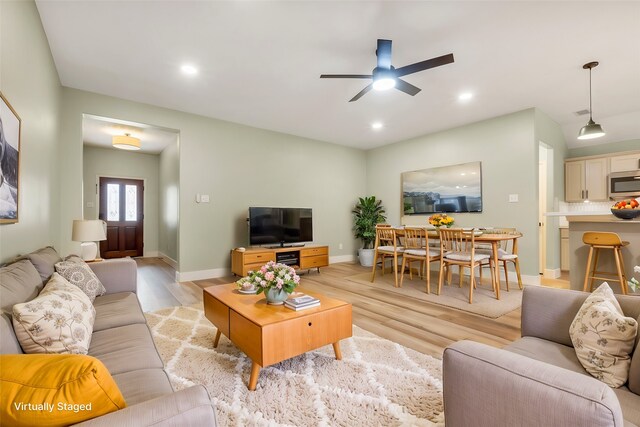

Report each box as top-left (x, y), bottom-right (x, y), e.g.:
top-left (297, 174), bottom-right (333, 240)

top-left (349, 84), bottom-right (373, 102)
top-left (395, 53), bottom-right (455, 77)
top-left (395, 78), bottom-right (421, 96)
top-left (376, 39), bottom-right (392, 69)
top-left (320, 74), bottom-right (372, 79)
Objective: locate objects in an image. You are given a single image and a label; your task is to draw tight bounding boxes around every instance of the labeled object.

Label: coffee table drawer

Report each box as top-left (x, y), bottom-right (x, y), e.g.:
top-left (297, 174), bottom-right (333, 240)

top-left (261, 305), bottom-right (352, 366)
top-left (203, 293), bottom-right (229, 337)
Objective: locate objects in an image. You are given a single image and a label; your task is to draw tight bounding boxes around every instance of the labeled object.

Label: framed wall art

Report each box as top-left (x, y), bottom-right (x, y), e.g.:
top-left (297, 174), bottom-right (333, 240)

top-left (0, 92), bottom-right (21, 224)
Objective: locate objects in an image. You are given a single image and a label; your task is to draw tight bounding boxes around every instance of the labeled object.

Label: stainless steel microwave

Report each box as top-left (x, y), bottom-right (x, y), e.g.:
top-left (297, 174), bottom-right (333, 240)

top-left (609, 170), bottom-right (640, 199)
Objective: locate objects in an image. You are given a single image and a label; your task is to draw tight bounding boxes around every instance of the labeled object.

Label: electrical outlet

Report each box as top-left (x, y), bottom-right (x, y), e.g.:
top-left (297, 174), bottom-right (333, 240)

top-left (201, 195), bottom-right (210, 203)
top-left (86, 202), bottom-right (94, 208)
top-left (509, 194), bottom-right (519, 203)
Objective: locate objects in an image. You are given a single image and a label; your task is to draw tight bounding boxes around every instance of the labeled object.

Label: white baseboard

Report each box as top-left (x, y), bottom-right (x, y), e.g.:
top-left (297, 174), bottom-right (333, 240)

top-left (176, 268), bottom-right (231, 282)
top-left (543, 268), bottom-right (561, 279)
top-left (158, 252), bottom-right (178, 269)
top-left (143, 251), bottom-right (159, 258)
top-left (330, 255), bottom-right (356, 264)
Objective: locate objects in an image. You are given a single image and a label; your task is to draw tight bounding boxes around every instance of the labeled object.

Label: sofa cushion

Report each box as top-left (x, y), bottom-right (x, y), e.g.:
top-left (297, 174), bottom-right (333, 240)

top-left (613, 386), bottom-right (640, 426)
top-left (89, 324), bottom-right (164, 375)
top-left (505, 336), bottom-right (588, 376)
top-left (22, 246), bottom-right (62, 284)
top-left (0, 314), bottom-right (22, 354)
top-left (55, 259), bottom-right (106, 302)
top-left (0, 354), bottom-right (126, 427)
top-left (13, 274), bottom-right (96, 355)
top-left (0, 260), bottom-right (43, 314)
top-left (111, 369), bottom-right (174, 406)
top-left (93, 292), bottom-right (146, 332)
top-left (570, 283), bottom-right (638, 388)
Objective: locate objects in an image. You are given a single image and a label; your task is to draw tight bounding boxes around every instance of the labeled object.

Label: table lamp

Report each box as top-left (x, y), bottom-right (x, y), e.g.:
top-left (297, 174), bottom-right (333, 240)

top-left (72, 220), bottom-right (107, 261)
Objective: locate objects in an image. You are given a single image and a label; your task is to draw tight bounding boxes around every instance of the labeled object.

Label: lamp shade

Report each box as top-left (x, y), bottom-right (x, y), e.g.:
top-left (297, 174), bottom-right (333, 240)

top-left (112, 134), bottom-right (141, 150)
top-left (577, 119), bottom-right (606, 140)
top-left (72, 220), bottom-right (106, 242)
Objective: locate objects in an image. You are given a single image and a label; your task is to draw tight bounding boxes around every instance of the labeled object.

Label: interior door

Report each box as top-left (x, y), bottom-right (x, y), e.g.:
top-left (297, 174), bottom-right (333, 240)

top-left (99, 177), bottom-right (144, 258)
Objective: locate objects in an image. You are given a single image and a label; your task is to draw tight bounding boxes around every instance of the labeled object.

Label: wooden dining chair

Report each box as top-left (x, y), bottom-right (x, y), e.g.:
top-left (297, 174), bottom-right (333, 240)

top-left (478, 228), bottom-right (523, 291)
top-left (400, 227), bottom-right (440, 293)
top-left (438, 228), bottom-right (492, 304)
top-left (371, 225), bottom-right (404, 288)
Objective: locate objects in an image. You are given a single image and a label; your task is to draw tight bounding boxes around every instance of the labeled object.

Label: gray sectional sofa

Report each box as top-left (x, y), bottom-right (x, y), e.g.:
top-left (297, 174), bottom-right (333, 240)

top-left (443, 286), bottom-right (640, 427)
top-left (1, 247), bottom-right (217, 426)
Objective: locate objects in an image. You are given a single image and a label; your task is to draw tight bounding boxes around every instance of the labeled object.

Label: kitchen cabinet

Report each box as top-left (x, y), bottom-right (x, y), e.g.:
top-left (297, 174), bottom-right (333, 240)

top-left (610, 153), bottom-right (640, 173)
top-left (565, 158), bottom-right (608, 202)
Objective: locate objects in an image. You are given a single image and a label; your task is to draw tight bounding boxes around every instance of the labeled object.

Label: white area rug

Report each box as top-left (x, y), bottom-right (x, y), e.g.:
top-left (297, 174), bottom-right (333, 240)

top-left (145, 305), bottom-right (445, 426)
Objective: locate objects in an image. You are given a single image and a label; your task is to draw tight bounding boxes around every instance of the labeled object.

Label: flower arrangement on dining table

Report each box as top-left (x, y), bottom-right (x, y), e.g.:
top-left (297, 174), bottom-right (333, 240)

top-left (237, 261), bottom-right (301, 302)
top-left (428, 213), bottom-right (455, 228)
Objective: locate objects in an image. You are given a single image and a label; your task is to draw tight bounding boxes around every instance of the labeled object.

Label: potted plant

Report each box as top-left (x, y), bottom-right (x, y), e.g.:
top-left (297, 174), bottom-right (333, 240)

top-left (352, 196), bottom-right (387, 267)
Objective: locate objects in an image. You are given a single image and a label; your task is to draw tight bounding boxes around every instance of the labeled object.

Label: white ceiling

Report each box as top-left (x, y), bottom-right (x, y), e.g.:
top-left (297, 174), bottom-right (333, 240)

top-left (37, 1), bottom-right (640, 150)
top-left (82, 115), bottom-right (178, 154)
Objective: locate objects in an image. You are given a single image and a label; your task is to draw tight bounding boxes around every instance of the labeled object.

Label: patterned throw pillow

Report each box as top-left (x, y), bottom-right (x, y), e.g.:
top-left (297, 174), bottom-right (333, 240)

top-left (55, 259), bottom-right (106, 302)
top-left (570, 282), bottom-right (638, 387)
top-left (12, 273), bottom-right (96, 354)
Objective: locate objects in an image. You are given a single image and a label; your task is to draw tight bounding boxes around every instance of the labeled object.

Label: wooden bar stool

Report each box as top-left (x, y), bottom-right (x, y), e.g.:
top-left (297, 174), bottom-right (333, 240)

top-left (582, 232), bottom-right (629, 294)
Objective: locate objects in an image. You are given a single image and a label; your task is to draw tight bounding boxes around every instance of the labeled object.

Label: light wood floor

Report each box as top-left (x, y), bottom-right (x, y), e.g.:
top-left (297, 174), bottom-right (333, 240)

top-left (134, 258), bottom-right (574, 358)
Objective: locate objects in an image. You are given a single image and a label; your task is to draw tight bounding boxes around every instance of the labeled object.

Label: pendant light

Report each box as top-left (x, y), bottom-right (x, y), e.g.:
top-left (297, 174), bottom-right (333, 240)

top-left (112, 133), bottom-right (141, 150)
top-left (577, 61), bottom-right (605, 140)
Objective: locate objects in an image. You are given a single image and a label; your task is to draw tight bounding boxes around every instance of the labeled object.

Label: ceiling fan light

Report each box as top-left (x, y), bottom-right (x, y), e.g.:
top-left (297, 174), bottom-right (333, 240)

top-left (577, 120), bottom-right (605, 140)
top-left (112, 134), bottom-right (141, 150)
top-left (372, 78), bottom-right (396, 91)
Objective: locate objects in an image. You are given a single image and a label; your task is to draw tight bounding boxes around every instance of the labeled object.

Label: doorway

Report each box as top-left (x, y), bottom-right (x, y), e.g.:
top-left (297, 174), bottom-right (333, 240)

top-left (99, 177), bottom-right (144, 258)
top-left (538, 144), bottom-right (549, 275)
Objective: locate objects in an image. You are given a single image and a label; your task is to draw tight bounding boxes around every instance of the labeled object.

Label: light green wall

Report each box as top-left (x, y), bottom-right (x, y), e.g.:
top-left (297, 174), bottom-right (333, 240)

top-left (0, 0), bottom-right (61, 262)
top-left (159, 140), bottom-right (179, 262)
top-left (59, 88), bottom-right (366, 275)
top-left (82, 146), bottom-right (160, 255)
top-left (366, 109), bottom-right (541, 277)
top-left (567, 139), bottom-right (640, 158)
top-left (534, 108), bottom-right (568, 271)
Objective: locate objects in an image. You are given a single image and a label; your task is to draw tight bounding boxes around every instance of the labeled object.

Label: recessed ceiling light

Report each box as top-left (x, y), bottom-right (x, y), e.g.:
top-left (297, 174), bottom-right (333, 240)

top-left (371, 122), bottom-right (383, 130)
top-left (458, 92), bottom-right (473, 101)
top-left (181, 64), bottom-right (198, 76)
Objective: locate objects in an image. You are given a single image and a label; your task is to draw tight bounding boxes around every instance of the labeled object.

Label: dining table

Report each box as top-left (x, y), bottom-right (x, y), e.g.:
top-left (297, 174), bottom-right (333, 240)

top-left (393, 227), bottom-right (523, 300)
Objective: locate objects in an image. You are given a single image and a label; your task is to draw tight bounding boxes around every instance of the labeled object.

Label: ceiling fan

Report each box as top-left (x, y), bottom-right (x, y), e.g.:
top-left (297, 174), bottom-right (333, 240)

top-left (320, 39), bottom-right (454, 102)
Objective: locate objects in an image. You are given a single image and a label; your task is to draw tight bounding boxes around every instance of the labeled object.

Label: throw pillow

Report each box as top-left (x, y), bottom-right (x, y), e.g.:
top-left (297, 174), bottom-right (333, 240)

top-left (12, 274), bottom-right (96, 354)
top-left (55, 259), bottom-right (106, 302)
top-left (0, 354), bottom-right (126, 427)
top-left (570, 282), bottom-right (638, 387)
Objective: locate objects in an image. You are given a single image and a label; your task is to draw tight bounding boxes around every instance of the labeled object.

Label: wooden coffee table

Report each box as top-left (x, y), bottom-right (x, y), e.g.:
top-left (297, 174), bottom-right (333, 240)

top-left (203, 284), bottom-right (352, 390)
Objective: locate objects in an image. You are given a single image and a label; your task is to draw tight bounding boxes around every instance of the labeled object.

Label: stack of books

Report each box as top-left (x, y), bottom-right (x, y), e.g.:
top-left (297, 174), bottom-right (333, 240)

top-left (285, 294), bottom-right (320, 311)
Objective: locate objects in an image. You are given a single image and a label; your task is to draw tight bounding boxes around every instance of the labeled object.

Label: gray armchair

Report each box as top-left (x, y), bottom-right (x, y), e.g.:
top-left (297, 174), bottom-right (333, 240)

top-left (443, 286), bottom-right (640, 427)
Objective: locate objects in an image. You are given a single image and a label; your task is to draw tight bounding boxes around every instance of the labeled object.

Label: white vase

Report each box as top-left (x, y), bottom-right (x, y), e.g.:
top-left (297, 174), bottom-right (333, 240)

top-left (358, 248), bottom-right (375, 267)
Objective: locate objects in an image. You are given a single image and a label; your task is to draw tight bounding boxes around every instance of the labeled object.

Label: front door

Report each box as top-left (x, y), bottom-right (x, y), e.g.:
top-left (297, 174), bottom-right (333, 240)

top-left (98, 177), bottom-right (144, 258)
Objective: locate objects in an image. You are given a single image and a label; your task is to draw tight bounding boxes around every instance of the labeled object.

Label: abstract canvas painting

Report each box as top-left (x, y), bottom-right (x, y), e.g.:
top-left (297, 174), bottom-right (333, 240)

top-left (0, 93), bottom-right (21, 223)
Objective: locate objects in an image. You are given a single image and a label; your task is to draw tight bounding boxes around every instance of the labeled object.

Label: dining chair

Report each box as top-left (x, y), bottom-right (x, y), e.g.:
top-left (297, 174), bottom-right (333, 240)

top-left (438, 228), bottom-right (492, 304)
top-left (371, 224), bottom-right (404, 288)
top-left (477, 228), bottom-right (523, 291)
top-left (399, 227), bottom-right (440, 293)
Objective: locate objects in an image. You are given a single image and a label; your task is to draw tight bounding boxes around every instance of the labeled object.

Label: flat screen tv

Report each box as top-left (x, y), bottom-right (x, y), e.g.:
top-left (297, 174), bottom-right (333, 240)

top-left (402, 161), bottom-right (483, 214)
top-left (249, 207), bottom-right (313, 246)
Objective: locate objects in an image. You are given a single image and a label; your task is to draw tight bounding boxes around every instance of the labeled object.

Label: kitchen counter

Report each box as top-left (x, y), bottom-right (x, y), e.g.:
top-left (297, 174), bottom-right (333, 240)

top-left (545, 211), bottom-right (640, 223)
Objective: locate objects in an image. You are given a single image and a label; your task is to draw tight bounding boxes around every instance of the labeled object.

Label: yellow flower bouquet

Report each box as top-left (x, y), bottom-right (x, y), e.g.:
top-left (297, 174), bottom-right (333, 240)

top-left (428, 213), bottom-right (454, 228)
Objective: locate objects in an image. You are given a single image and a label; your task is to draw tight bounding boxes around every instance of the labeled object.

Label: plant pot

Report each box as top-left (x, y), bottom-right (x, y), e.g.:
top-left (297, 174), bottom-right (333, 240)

top-left (358, 248), bottom-right (375, 267)
top-left (264, 288), bottom-right (289, 305)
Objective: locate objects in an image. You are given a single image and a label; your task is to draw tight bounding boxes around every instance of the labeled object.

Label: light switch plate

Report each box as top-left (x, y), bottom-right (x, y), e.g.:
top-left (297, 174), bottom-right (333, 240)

top-left (509, 194), bottom-right (519, 203)
top-left (201, 195), bottom-right (210, 203)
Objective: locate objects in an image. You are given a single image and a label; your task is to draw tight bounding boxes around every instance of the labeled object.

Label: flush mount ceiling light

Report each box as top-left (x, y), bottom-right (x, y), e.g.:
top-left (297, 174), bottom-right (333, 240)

top-left (112, 133), bottom-right (141, 150)
top-left (181, 64), bottom-right (198, 76)
top-left (577, 61), bottom-right (606, 140)
top-left (371, 122), bottom-right (383, 130)
top-left (458, 92), bottom-right (473, 101)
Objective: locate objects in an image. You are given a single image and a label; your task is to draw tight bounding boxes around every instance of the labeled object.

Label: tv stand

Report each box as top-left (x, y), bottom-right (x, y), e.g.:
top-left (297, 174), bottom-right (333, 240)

top-left (231, 245), bottom-right (329, 276)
